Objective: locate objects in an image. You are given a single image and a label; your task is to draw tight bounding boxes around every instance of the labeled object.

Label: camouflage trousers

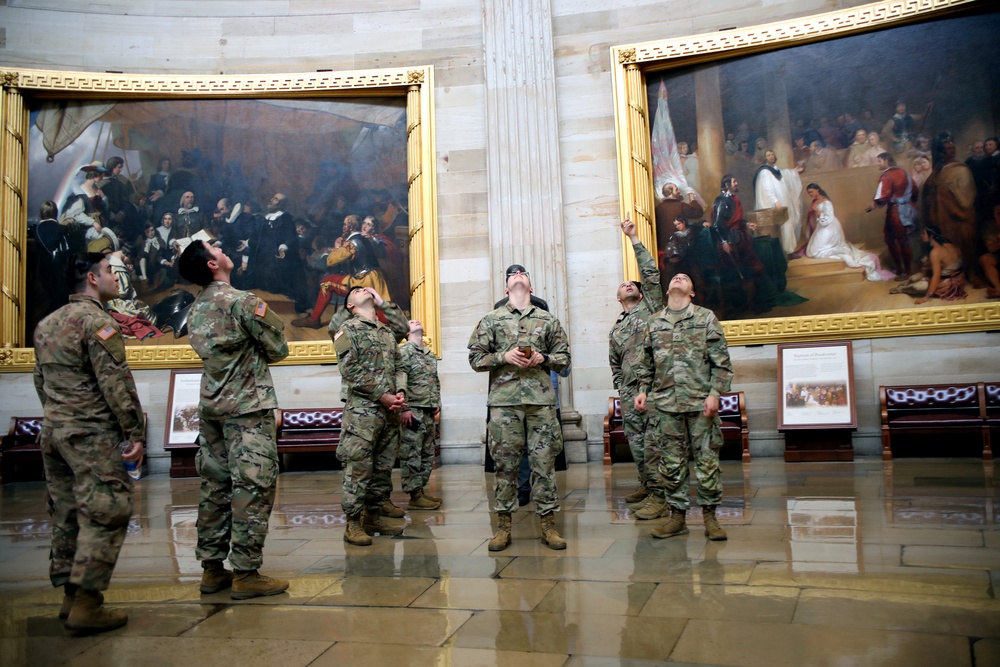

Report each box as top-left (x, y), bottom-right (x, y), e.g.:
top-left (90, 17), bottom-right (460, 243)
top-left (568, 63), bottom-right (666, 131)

top-left (196, 409), bottom-right (279, 572)
top-left (400, 406), bottom-right (437, 493)
top-left (620, 390), bottom-right (651, 486)
top-left (41, 426), bottom-right (133, 591)
top-left (487, 405), bottom-right (562, 515)
top-left (644, 407), bottom-right (723, 510)
top-left (337, 398), bottom-right (399, 517)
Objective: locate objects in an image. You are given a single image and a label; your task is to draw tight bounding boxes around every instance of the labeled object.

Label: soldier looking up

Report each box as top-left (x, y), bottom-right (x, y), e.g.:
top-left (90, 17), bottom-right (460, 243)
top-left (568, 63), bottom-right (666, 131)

top-left (33, 252), bottom-right (145, 635)
top-left (399, 319), bottom-right (444, 510)
top-left (331, 286), bottom-right (409, 545)
top-left (634, 272), bottom-right (734, 541)
top-left (178, 240), bottom-right (290, 599)
top-left (608, 215), bottom-right (665, 516)
top-left (468, 264), bottom-right (571, 552)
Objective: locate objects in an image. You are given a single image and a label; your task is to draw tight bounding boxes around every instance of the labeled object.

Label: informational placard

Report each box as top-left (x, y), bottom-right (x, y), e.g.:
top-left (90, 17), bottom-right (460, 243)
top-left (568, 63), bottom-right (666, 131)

top-left (777, 341), bottom-right (856, 429)
top-left (165, 369), bottom-right (202, 446)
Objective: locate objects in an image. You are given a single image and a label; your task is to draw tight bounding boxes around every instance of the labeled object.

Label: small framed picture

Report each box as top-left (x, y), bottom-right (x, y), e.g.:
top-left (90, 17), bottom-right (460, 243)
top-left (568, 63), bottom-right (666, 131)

top-left (777, 341), bottom-right (857, 430)
top-left (165, 369), bottom-right (202, 447)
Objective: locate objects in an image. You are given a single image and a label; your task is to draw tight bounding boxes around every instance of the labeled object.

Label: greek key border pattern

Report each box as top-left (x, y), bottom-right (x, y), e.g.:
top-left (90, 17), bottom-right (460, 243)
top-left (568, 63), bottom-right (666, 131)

top-left (724, 303), bottom-right (1000, 346)
top-left (627, 0), bottom-right (974, 63)
top-left (13, 69), bottom-right (424, 95)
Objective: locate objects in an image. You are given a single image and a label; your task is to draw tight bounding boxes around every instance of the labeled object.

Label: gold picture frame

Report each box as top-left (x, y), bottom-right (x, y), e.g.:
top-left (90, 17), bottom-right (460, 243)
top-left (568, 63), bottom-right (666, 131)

top-left (610, 0), bottom-right (999, 346)
top-left (0, 66), bottom-right (440, 372)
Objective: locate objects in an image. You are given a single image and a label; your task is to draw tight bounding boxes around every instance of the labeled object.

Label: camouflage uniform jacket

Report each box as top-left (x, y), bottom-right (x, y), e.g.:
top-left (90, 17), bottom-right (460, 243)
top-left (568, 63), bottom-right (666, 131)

top-left (468, 302), bottom-right (571, 407)
top-left (327, 301), bottom-right (409, 344)
top-left (33, 294), bottom-right (145, 441)
top-left (332, 312), bottom-right (407, 403)
top-left (635, 302), bottom-right (733, 413)
top-left (187, 281), bottom-right (289, 419)
top-left (400, 340), bottom-right (440, 409)
top-left (609, 241), bottom-right (664, 397)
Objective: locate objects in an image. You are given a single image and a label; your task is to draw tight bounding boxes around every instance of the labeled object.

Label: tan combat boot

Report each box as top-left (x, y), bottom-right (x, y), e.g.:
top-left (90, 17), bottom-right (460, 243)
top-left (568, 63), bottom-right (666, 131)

top-left (634, 494), bottom-right (667, 520)
top-left (380, 498), bottom-right (406, 518)
top-left (64, 589), bottom-right (128, 636)
top-left (231, 570), bottom-right (290, 600)
top-left (624, 486), bottom-right (649, 505)
top-left (488, 512), bottom-right (512, 552)
top-left (408, 488), bottom-right (442, 510)
top-left (344, 512), bottom-right (373, 546)
top-left (59, 583), bottom-right (79, 620)
top-left (702, 505), bottom-right (728, 541)
top-left (200, 559), bottom-right (234, 594)
top-left (651, 508), bottom-right (689, 539)
top-left (540, 512), bottom-right (567, 550)
top-left (421, 488), bottom-right (443, 504)
top-left (363, 508), bottom-right (406, 536)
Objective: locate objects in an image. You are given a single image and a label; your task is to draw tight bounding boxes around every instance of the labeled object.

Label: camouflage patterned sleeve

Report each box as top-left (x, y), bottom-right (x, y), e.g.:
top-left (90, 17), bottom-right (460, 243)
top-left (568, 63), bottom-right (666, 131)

top-left (393, 336), bottom-right (407, 397)
top-left (88, 325), bottom-right (145, 443)
top-left (633, 241), bottom-right (664, 312)
top-left (381, 301), bottom-right (410, 343)
top-left (467, 315), bottom-right (504, 372)
top-left (327, 308), bottom-right (349, 340)
top-left (542, 318), bottom-right (570, 373)
top-left (705, 312), bottom-right (734, 398)
top-left (608, 333), bottom-right (623, 391)
top-left (339, 326), bottom-right (392, 401)
top-left (32, 361), bottom-right (46, 407)
top-left (635, 324), bottom-right (654, 396)
top-left (241, 295), bottom-right (289, 364)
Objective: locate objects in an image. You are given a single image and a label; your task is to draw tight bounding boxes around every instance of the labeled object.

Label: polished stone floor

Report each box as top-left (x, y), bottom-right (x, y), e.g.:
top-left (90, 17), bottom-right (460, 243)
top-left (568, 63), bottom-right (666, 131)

top-left (1, 459), bottom-right (999, 666)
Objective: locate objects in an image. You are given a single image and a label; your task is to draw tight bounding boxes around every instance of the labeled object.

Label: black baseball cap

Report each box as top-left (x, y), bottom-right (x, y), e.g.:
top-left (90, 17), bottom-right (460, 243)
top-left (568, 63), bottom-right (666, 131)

top-left (505, 264), bottom-right (529, 280)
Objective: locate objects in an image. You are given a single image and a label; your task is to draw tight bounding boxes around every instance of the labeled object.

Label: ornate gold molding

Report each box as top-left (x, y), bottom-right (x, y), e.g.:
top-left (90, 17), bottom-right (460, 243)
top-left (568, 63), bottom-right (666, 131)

top-left (0, 65), bottom-right (440, 372)
top-left (629, 0), bottom-right (976, 65)
top-left (617, 48), bottom-right (637, 64)
top-left (609, 0), bottom-right (997, 346)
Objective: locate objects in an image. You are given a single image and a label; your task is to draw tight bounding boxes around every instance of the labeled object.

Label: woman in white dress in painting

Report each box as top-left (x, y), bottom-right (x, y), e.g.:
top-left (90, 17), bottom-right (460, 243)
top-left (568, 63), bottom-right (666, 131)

top-left (804, 183), bottom-right (894, 281)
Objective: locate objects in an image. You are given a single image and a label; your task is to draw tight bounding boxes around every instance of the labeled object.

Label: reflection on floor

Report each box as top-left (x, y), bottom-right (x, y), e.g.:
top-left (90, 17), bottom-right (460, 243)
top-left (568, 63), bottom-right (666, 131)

top-left (1, 459), bottom-right (998, 666)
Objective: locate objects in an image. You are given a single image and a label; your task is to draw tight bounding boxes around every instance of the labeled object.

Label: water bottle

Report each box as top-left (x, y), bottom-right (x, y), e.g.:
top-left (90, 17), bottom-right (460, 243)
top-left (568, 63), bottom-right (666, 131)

top-left (119, 441), bottom-right (142, 481)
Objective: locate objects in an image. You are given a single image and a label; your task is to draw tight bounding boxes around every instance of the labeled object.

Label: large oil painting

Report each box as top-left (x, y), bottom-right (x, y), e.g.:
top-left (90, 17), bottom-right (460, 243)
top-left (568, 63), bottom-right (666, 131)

top-left (0, 67), bottom-right (440, 371)
top-left (25, 96), bottom-right (409, 345)
top-left (611, 0), bottom-right (1000, 344)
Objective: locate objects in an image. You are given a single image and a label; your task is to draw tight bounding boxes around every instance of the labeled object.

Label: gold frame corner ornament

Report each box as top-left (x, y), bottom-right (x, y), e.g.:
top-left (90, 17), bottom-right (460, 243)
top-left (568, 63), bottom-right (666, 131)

top-left (610, 0), bottom-right (995, 346)
top-left (0, 65), bottom-right (440, 372)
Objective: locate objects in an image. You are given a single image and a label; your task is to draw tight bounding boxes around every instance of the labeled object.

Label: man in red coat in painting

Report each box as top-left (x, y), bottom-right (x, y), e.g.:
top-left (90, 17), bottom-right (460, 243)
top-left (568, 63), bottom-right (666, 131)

top-left (867, 152), bottom-right (918, 279)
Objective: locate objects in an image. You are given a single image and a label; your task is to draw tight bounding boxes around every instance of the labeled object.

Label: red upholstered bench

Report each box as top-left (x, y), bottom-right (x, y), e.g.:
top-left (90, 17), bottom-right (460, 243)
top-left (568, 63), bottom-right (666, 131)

top-left (3, 414), bottom-right (149, 483)
top-left (603, 391), bottom-right (750, 464)
top-left (1, 416), bottom-right (44, 484)
top-left (276, 408), bottom-right (344, 454)
top-left (879, 383), bottom-right (991, 460)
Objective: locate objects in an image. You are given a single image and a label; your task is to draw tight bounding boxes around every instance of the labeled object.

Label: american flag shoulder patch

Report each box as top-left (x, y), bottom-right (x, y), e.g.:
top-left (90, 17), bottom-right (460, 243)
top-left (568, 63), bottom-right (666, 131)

top-left (254, 299), bottom-right (268, 317)
top-left (97, 325), bottom-right (117, 341)
top-left (334, 329), bottom-right (344, 341)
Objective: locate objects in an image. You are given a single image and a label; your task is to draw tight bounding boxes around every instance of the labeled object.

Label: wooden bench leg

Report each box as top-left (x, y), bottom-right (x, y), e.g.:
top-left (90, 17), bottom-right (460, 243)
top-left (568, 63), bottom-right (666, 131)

top-left (983, 427), bottom-right (994, 461)
top-left (881, 429), bottom-right (893, 461)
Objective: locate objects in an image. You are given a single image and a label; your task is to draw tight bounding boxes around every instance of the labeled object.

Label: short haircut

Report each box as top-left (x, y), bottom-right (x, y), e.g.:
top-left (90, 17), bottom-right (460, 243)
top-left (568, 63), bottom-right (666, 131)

top-left (877, 152), bottom-right (895, 165)
top-left (178, 240), bottom-right (215, 286)
top-left (67, 252), bottom-right (107, 293)
top-left (106, 156), bottom-right (124, 172)
top-left (721, 173), bottom-right (736, 190)
top-left (39, 200), bottom-right (58, 220)
top-left (345, 285), bottom-right (367, 309)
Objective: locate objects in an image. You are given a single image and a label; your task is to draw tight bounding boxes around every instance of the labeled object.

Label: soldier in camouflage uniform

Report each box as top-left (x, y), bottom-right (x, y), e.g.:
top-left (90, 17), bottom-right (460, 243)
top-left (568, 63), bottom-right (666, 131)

top-left (399, 319), bottom-right (443, 510)
top-left (33, 253), bottom-right (145, 635)
top-left (331, 286), bottom-right (409, 545)
top-left (178, 240), bottom-right (291, 599)
top-left (608, 216), bottom-right (665, 512)
top-left (634, 273), bottom-right (733, 541)
top-left (328, 293), bottom-right (410, 521)
top-left (468, 264), bottom-right (571, 551)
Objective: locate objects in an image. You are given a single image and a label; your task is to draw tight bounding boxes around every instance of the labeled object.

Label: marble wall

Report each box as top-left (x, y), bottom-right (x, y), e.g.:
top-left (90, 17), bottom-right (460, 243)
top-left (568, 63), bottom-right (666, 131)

top-left (2, 0), bottom-right (998, 474)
